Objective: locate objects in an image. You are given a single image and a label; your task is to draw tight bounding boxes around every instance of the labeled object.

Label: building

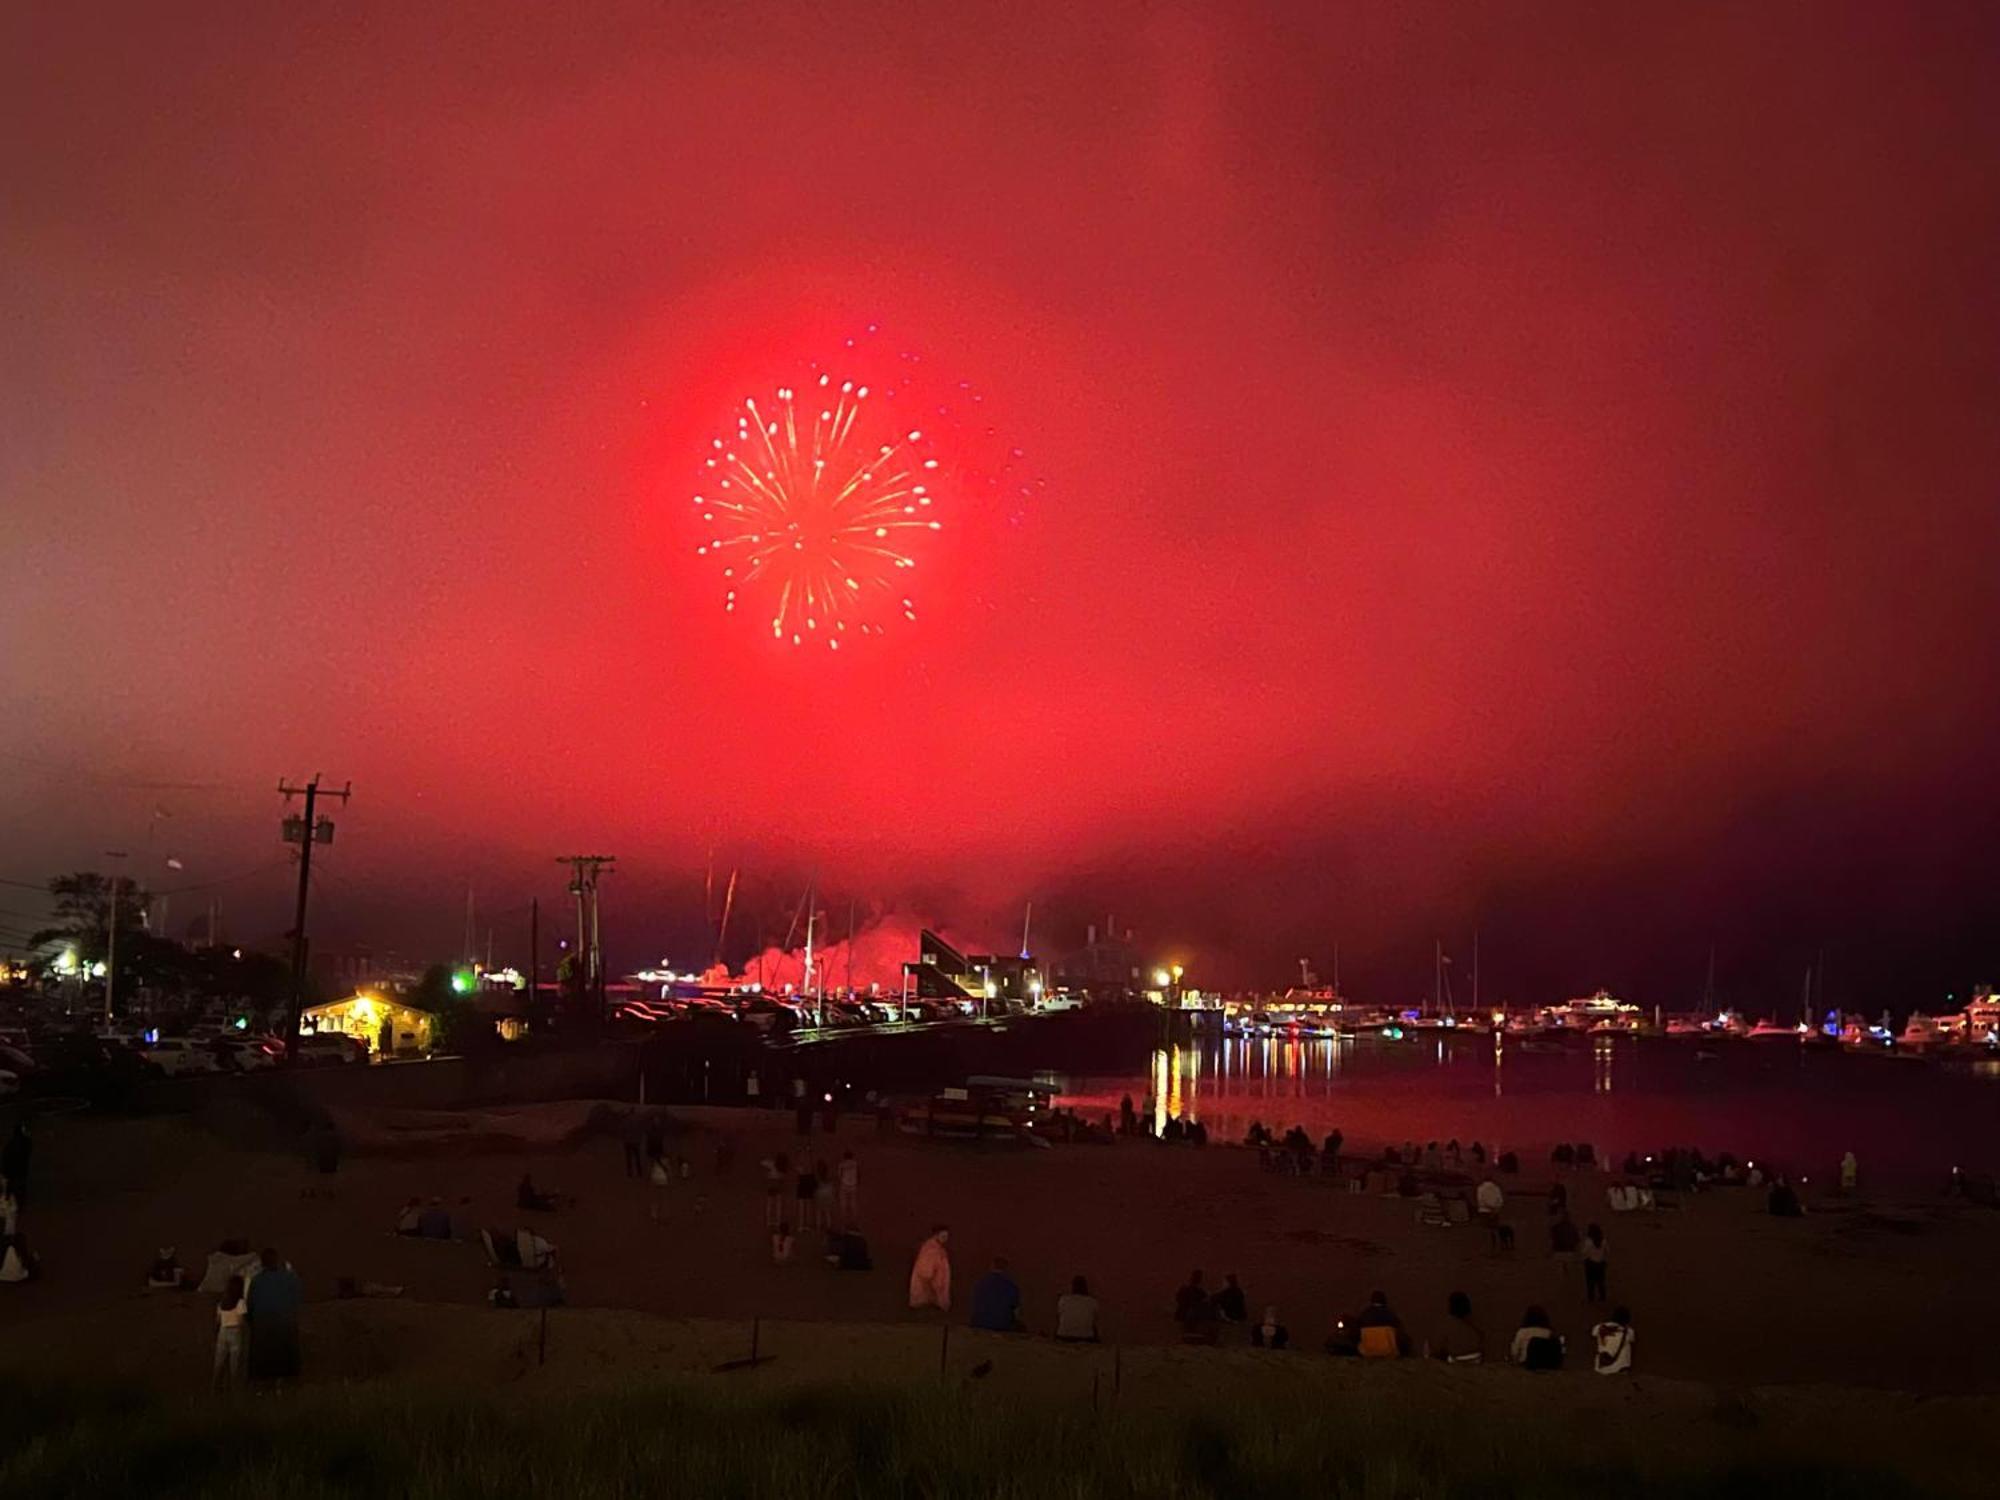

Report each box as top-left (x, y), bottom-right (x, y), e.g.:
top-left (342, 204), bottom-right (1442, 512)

top-left (303, 992), bottom-right (435, 1056)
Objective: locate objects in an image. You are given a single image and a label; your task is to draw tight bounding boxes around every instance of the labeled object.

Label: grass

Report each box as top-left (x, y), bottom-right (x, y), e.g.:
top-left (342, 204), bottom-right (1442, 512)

top-left (0, 1373), bottom-right (1968, 1499)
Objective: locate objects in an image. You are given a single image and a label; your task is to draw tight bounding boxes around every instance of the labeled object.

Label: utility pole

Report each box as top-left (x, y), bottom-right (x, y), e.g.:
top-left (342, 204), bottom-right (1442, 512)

top-left (103, 850), bottom-right (128, 1022)
top-left (279, 776), bottom-right (351, 1062)
top-left (557, 856), bottom-right (615, 1021)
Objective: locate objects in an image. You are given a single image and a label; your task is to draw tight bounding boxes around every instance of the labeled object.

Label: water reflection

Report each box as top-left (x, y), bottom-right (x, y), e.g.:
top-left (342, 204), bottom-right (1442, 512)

top-left (1064, 1029), bottom-right (1998, 1181)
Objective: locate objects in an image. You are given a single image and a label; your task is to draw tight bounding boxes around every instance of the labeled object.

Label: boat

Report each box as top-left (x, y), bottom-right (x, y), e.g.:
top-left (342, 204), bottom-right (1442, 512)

top-left (897, 1077), bottom-right (1052, 1141)
top-left (1535, 990), bottom-right (1644, 1034)
top-left (1745, 1019), bottom-right (1804, 1042)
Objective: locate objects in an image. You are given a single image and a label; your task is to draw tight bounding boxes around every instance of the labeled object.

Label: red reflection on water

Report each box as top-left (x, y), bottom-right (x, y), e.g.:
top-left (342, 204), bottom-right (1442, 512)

top-left (1060, 1035), bottom-right (1998, 1183)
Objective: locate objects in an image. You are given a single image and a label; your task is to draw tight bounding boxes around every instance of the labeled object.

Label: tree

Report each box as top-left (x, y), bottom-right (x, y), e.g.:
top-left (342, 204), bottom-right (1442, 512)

top-left (30, 870), bottom-right (153, 965)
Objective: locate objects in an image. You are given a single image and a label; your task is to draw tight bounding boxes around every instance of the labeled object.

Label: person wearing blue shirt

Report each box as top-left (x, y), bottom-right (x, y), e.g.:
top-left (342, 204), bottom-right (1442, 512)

top-left (968, 1256), bottom-right (1023, 1332)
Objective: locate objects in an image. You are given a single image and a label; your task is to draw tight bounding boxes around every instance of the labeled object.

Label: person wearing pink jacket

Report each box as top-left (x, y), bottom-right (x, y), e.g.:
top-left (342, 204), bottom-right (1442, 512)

top-left (908, 1225), bottom-right (952, 1311)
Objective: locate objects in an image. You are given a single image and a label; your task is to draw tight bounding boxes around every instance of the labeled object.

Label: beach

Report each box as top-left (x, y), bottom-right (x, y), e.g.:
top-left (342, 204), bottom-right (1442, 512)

top-left (4, 1098), bottom-right (1997, 1399)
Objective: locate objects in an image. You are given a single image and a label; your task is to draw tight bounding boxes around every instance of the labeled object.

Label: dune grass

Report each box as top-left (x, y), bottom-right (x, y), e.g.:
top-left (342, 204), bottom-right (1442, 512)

top-left (0, 1373), bottom-right (1958, 1500)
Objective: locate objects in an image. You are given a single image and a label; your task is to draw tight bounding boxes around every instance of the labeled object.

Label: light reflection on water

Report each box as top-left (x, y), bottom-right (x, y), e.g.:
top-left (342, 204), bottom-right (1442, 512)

top-left (1062, 1032), bottom-right (1997, 1182)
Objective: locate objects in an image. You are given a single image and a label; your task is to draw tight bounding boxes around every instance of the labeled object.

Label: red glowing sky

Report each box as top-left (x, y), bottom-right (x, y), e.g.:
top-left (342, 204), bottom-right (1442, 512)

top-left (3, 3), bottom-right (1997, 1001)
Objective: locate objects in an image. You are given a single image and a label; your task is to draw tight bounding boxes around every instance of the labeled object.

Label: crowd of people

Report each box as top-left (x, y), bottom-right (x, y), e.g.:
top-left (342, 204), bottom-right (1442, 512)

top-left (20, 1087), bottom-right (1899, 1396)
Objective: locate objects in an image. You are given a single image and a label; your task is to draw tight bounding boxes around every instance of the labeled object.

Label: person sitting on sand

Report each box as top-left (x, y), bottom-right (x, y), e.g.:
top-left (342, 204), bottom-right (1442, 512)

top-left (517, 1174), bottom-right (557, 1213)
top-left (418, 1197), bottom-right (452, 1240)
top-left (969, 1256), bottom-right (1024, 1332)
top-left (394, 1198), bottom-right (423, 1236)
top-left (1173, 1270), bottom-right (1208, 1327)
top-left (1591, 1306), bottom-right (1634, 1374)
top-left (1188, 1119), bottom-right (1209, 1147)
top-left (1056, 1276), bottom-right (1100, 1342)
top-left (1510, 1305), bottom-right (1564, 1370)
top-left (1244, 1120), bottom-right (1269, 1147)
top-left (770, 1222), bottom-right (796, 1263)
top-left (1433, 1290), bottom-right (1484, 1363)
top-left (1350, 1290), bottom-right (1409, 1357)
top-left (1475, 1178), bottom-right (1504, 1215)
top-left (147, 1246), bottom-right (186, 1289)
top-left (1214, 1272), bottom-right (1248, 1324)
top-left (1470, 1141), bottom-right (1487, 1166)
top-left (825, 1230), bottom-right (872, 1271)
top-left (1768, 1175), bottom-right (1804, 1217)
top-left (515, 1227), bottom-right (557, 1271)
top-left (1251, 1306), bottom-right (1289, 1349)
top-left (908, 1225), bottom-right (952, 1311)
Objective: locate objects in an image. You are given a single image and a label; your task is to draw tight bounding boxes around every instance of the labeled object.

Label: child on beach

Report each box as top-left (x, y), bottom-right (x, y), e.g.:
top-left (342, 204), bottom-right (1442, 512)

top-left (212, 1274), bottom-right (247, 1387)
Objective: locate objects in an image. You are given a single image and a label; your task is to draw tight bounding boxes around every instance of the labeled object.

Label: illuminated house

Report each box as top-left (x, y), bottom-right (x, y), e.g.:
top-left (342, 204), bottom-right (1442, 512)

top-left (303, 992), bottom-right (435, 1056)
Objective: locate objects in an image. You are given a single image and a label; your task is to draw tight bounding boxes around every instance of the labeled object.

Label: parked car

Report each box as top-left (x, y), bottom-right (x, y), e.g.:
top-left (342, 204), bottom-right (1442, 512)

top-left (293, 1032), bottom-right (369, 1066)
top-left (212, 1037), bottom-right (283, 1072)
top-left (144, 1037), bottom-right (223, 1077)
top-left (821, 1001), bottom-right (874, 1028)
top-left (737, 997), bottom-right (801, 1035)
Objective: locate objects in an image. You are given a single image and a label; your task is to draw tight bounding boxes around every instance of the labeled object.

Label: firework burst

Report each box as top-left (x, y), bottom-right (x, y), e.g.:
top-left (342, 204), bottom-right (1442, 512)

top-left (694, 372), bottom-right (941, 649)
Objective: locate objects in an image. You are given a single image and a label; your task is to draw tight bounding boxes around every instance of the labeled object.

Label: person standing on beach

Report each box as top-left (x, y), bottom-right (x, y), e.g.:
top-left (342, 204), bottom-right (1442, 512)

top-left (622, 1112), bottom-right (646, 1178)
top-left (212, 1275), bottom-right (247, 1388)
top-left (835, 1151), bottom-right (859, 1226)
top-left (795, 1160), bottom-right (820, 1229)
top-left (244, 1248), bottom-right (302, 1386)
top-left (1582, 1224), bottom-right (1609, 1302)
top-left (812, 1158), bottom-right (835, 1229)
top-left (1840, 1150), bottom-right (1859, 1194)
top-left (762, 1155), bottom-right (787, 1228)
top-left (908, 1225), bottom-right (952, 1311)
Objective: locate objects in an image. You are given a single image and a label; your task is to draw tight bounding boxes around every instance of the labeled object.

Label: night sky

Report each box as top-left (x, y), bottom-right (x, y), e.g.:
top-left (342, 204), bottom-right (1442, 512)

top-left (4, 3), bottom-right (1996, 1007)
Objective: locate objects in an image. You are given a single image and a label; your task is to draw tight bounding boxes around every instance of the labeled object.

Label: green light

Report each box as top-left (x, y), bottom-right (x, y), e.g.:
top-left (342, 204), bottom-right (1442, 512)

top-left (451, 969), bottom-right (475, 994)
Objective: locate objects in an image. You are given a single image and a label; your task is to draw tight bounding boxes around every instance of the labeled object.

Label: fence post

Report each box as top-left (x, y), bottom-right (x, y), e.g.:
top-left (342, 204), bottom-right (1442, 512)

top-left (939, 1322), bottom-right (950, 1380)
top-left (538, 1305), bottom-right (548, 1365)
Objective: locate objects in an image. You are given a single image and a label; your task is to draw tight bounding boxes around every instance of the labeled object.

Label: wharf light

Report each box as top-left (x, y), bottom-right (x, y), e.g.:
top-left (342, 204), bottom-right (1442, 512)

top-left (450, 968), bottom-right (475, 995)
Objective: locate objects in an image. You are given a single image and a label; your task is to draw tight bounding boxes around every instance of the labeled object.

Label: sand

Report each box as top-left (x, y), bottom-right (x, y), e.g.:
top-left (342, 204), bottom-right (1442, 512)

top-left (4, 1099), bottom-right (1997, 1398)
